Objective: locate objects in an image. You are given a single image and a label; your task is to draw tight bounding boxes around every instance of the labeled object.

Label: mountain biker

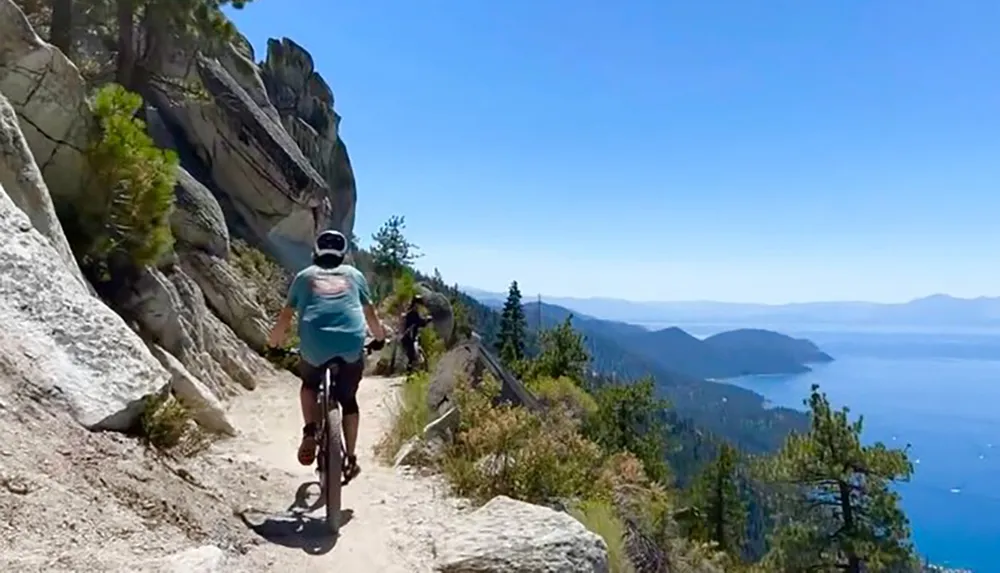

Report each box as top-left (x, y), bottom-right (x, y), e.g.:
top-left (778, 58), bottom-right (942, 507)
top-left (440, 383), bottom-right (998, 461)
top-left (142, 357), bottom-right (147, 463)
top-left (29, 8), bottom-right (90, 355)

top-left (266, 229), bottom-right (386, 482)
top-left (400, 294), bottom-right (432, 372)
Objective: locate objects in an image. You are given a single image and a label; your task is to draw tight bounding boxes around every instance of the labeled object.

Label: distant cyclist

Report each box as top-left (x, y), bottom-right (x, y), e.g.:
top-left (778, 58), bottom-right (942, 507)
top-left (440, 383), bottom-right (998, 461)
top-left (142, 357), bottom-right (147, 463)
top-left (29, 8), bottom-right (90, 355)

top-left (266, 230), bottom-right (386, 482)
top-left (400, 294), bottom-right (432, 372)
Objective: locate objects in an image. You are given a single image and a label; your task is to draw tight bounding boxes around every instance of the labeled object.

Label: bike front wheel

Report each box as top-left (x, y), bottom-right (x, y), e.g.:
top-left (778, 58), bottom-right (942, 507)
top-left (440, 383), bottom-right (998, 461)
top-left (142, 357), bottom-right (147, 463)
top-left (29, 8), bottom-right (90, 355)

top-left (323, 407), bottom-right (343, 534)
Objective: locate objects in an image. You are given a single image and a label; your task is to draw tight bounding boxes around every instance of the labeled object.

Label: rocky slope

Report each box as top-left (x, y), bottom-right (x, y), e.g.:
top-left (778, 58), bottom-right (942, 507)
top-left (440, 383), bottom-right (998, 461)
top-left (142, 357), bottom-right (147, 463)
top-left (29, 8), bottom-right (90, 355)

top-left (0, 0), bottom-right (361, 424)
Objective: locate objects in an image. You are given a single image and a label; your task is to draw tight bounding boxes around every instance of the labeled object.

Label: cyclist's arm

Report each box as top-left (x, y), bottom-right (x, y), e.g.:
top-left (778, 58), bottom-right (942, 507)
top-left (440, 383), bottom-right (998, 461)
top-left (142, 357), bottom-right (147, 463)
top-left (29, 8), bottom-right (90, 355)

top-left (356, 268), bottom-right (385, 341)
top-left (364, 304), bottom-right (386, 341)
top-left (267, 306), bottom-right (294, 348)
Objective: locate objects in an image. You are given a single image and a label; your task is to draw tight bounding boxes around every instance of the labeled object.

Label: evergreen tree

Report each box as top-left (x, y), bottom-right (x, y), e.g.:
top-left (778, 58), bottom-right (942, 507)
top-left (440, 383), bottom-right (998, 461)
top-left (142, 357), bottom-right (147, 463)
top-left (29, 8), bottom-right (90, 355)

top-left (686, 442), bottom-right (747, 556)
top-left (528, 316), bottom-right (590, 384)
top-left (763, 384), bottom-right (916, 573)
top-left (585, 377), bottom-right (671, 484)
top-left (497, 280), bottom-right (526, 367)
top-left (370, 215), bottom-right (420, 279)
top-left (114, 0), bottom-right (255, 91)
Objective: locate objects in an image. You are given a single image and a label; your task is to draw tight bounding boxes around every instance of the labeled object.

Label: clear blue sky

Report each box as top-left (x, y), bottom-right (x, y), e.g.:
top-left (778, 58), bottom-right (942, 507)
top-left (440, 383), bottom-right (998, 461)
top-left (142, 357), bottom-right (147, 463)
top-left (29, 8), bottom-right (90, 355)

top-left (227, 0), bottom-right (1000, 304)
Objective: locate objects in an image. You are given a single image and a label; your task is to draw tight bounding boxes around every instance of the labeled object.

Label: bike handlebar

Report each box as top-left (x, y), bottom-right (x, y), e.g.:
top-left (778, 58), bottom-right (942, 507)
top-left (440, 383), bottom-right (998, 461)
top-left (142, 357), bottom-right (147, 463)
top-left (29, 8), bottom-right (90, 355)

top-left (265, 338), bottom-right (385, 361)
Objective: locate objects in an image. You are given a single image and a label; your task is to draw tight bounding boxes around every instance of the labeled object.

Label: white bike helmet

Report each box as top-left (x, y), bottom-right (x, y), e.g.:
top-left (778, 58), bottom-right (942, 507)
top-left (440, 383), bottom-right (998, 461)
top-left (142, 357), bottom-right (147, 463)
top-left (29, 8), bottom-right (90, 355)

top-left (313, 229), bottom-right (348, 259)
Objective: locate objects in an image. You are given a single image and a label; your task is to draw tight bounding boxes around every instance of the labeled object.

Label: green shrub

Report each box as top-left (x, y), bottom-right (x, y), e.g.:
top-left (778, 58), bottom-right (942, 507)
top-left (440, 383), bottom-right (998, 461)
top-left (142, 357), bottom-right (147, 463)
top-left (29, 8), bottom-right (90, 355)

top-left (441, 373), bottom-right (603, 504)
top-left (73, 83), bottom-right (178, 279)
top-left (528, 375), bottom-right (598, 420)
top-left (418, 323), bottom-right (446, 369)
top-left (383, 270), bottom-right (419, 316)
top-left (375, 370), bottom-right (433, 462)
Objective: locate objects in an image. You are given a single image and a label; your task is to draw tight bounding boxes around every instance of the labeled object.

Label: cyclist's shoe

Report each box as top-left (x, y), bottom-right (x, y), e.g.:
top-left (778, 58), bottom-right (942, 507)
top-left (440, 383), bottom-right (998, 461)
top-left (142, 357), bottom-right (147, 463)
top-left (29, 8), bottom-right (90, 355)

top-left (298, 425), bottom-right (317, 466)
top-left (342, 454), bottom-right (361, 485)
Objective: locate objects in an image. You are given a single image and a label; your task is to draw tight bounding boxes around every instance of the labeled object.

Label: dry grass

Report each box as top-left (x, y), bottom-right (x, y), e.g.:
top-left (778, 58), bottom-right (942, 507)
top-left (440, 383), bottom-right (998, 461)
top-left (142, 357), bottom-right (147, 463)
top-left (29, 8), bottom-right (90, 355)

top-left (229, 239), bottom-right (291, 317)
top-left (139, 392), bottom-right (212, 458)
top-left (571, 498), bottom-right (635, 573)
top-left (374, 371), bottom-right (433, 463)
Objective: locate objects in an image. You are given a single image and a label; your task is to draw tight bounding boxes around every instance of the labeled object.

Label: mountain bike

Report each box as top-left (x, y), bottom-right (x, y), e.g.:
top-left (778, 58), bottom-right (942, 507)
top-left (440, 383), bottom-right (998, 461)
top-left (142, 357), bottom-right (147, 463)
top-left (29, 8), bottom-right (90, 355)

top-left (266, 339), bottom-right (383, 535)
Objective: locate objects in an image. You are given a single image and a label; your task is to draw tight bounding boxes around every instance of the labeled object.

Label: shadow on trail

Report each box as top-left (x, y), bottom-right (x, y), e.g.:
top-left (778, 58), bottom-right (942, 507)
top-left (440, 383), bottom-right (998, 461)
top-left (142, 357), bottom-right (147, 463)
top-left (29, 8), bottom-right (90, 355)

top-left (239, 481), bottom-right (354, 555)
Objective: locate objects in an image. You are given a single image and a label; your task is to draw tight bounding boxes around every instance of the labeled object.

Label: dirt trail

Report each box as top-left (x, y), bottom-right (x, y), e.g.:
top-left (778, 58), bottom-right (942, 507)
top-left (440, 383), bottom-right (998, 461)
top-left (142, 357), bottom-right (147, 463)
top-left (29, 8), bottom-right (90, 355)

top-left (217, 372), bottom-right (465, 572)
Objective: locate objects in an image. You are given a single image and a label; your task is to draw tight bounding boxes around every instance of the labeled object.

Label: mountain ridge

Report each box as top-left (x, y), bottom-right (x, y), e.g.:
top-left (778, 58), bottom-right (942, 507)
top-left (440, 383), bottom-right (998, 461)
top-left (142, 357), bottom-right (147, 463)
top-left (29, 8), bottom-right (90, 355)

top-left (516, 300), bottom-right (833, 380)
top-left (465, 288), bottom-right (1000, 327)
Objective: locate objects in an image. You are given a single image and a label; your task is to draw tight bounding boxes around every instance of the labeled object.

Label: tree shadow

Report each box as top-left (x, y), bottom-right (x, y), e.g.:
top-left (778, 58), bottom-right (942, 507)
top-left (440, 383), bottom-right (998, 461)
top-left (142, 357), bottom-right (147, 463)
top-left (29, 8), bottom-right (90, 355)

top-left (239, 481), bottom-right (354, 556)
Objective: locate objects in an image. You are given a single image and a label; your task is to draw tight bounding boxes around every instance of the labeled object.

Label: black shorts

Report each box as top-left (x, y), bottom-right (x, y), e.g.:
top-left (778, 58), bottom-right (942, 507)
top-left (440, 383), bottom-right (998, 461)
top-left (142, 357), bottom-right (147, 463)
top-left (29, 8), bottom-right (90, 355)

top-left (298, 355), bottom-right (365, 406)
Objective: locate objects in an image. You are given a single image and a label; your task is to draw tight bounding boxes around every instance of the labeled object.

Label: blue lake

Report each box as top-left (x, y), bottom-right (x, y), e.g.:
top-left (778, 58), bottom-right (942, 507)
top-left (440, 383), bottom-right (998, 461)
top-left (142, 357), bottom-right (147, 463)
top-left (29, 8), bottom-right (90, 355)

top-left (654, 324), bottom-right (1000, 572)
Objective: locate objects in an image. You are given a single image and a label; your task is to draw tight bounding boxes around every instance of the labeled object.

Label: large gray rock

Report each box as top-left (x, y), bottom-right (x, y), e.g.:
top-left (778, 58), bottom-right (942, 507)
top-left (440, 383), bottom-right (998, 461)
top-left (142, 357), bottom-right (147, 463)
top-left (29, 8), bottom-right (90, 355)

top-left (0, 89), bottom-right (85, 287)
top-left (0, 181), bottom-right (169, 430)
top-left (149, 344), bottom-right (236, 436)
top-left (0, 0), bottom-right (91, 206)
top-left (433, 496), bottom-right (609, 573)
top-left (147, 52), bottom-right (333, 271)
top-left (121, 265), bottom-right (269, 398)
top-left (261, 37), bottom-right (357, 236)
top-left (178, 249), bottom-right (270, 351)
top-left (171, 167), bottom-right (229, 257)
top-left (426, 341), bottom-right (483, 416)
top-left (417, 283), bottom-right (455, 343)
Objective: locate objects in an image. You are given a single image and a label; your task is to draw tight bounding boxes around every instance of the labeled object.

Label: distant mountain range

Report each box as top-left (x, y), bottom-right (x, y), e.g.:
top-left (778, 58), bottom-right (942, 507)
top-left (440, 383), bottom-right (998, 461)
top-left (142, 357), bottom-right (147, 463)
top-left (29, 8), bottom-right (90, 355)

top-left (512, 300), bottom-right (834, 381)
top-left (465, 288), bottom-right (1000, 328)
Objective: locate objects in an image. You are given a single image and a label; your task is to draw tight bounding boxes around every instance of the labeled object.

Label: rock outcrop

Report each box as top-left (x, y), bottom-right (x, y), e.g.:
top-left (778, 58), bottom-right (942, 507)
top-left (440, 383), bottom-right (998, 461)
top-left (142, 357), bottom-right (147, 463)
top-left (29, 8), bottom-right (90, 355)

top-left (147, 52), bottom-right (334, 271)
top-left (178, 249), bottom-right (271, 351)
top-left (149, 344), bottom-right (236, 436)
top-left (0, 0), bottom-right (355, 430)
top-left (0, 181), bottom-right (168, 430)
top-left (170, 167), bottom-right (230, 258)
top-left (261, 37), bottom-right (357, 235)
top-left (426, 337), bottom-right (541, 418)
top-left (426, 340), bottom-right (483, 416)
top-left (0, 90), bottom-right (85, 287)
top-left (120, 265), bottom-right (269, 398)
top-left (0, 0), bottom-right (91, 206)
top-left (417, 282), bottom-right (456, 343)
top-left (433, 495), bottom-right (610, 573)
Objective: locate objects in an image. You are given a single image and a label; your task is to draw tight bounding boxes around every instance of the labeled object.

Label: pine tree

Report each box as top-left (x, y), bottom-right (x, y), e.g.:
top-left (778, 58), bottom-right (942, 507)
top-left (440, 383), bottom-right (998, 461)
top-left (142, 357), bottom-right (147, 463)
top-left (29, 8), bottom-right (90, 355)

top-left (529, 316), bottom-right (590, 384)
top-left (686, 442), bottom-right (747, 556)
top-left (764, 384), bottom-right (916, 572)
top-left (114, 0), bottom-right (255, 91)
top-left (497, 280), bottom-right (526, 367)
top-left (370, 215), bottom-right (420, 279)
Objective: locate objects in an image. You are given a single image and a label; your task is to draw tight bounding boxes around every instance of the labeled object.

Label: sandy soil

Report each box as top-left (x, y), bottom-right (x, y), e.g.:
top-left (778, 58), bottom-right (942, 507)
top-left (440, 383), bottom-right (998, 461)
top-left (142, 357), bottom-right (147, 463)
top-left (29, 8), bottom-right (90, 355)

top-left (0, 365), bottom-right (464, 573)
top-left (221, 373), bottom-right (466, 572)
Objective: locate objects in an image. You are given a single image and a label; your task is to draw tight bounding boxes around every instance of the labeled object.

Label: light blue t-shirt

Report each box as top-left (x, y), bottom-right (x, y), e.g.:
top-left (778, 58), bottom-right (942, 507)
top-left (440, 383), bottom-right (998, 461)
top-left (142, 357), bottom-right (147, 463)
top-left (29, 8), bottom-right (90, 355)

top-left (287, 264), bottom-right (371, 366)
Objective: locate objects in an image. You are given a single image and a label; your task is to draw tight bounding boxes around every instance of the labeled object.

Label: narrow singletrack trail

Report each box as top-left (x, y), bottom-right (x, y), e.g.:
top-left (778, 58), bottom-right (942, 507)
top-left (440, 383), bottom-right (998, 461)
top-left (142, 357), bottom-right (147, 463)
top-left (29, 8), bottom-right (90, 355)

top-left (216, 372), bottom-right (464, 572)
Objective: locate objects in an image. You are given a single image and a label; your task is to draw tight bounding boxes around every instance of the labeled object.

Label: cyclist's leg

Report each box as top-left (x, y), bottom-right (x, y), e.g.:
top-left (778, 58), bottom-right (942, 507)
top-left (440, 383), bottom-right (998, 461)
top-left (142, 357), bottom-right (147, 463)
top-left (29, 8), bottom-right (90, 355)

top-left (333, 354), bottom-right (365, 477)
top-left (297, 359), bottom-right (323, 465)
top-left (403, 336), bottom-right (419, 372)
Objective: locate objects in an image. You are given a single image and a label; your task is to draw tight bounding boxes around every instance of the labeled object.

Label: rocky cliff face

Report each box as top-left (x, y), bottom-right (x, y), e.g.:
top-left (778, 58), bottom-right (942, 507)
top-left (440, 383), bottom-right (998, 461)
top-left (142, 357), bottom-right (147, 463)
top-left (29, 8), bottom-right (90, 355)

top-left (261, 37), bottom-right (358, 239)
top-left (0, 0), bottom-right (359, 429)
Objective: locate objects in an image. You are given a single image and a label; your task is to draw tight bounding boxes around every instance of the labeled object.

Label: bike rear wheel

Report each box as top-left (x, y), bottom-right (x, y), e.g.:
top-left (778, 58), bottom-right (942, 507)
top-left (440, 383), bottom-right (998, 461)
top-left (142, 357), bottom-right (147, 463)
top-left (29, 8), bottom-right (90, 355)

top-left (323, 407), bottom-right (343, 534)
